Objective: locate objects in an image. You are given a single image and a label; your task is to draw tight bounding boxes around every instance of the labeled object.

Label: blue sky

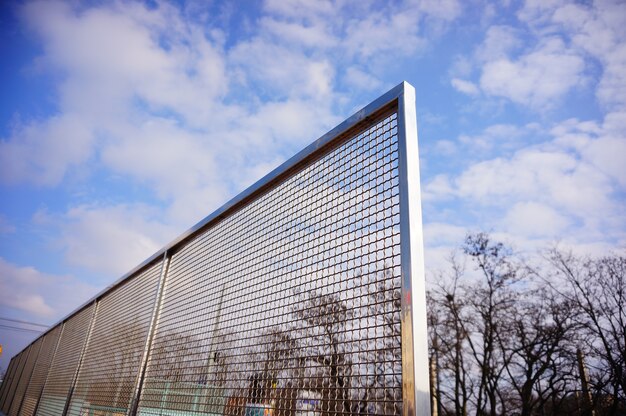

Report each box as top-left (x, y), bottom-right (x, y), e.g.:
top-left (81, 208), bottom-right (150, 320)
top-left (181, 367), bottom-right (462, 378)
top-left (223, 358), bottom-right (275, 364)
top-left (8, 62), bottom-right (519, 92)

top-left (0, 0), bottom-right (625, 371)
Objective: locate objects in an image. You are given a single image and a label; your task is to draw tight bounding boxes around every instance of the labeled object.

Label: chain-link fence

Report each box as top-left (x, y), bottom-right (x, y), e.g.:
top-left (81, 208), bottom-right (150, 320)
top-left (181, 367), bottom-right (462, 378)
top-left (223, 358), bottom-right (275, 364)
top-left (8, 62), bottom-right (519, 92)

top-left (0, 82), bottom-right (429, 416)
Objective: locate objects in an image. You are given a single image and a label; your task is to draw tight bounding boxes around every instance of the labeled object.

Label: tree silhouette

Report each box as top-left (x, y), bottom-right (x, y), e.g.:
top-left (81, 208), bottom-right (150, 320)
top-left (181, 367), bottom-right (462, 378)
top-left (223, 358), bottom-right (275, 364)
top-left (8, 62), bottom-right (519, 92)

top-left (292, 290), bottom-right (354, 414)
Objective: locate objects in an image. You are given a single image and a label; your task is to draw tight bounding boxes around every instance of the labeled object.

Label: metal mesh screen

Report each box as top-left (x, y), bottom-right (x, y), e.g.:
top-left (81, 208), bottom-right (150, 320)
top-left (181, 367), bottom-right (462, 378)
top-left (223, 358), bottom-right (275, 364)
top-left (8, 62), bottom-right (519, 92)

top-left (19, 325), bottom-right (62, 416)
top-left (138, 112), bottom-right (402, 415)
top-left (9, 338), bottom-right (42, 416)
top-left (2, 350), bottom-right (28, 414)
top-left (36, 304), bottom-right (94, 416)
top-left (0, 357), bottom-right (17, 408)
top-left (65, 261), bottom-right (162, 416)
top-left (3, 83), bottom-right (429, 416)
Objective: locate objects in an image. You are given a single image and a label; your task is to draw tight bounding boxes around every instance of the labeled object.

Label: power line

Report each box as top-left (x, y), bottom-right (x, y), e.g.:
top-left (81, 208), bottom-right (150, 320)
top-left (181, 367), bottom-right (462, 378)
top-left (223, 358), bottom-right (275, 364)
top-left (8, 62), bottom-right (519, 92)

top-left (0, 324), bottom-right (43, 334)
top-left (0, 317), bottom-right (49, 328)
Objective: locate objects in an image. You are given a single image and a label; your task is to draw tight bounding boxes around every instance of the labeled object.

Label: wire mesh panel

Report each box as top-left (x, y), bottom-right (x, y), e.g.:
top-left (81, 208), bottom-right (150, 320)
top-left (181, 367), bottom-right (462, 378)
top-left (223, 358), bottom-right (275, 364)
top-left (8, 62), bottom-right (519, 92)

top-left (139, 111), bottom-right (403, 416)
top-left (2, 349), bottom-right (28, 414)
top-left (19, 325), bottom-right (62, 416)
top-left (36, 304), bottom-right (94, 416)
top-left (65, 261), bottom-right (162, 416)
top-left (2, 82), bottom-right (428, 416)
top-left (9, 337), bottom-right (43, 416)
top-left (0, 356), bottom-right (17, 408)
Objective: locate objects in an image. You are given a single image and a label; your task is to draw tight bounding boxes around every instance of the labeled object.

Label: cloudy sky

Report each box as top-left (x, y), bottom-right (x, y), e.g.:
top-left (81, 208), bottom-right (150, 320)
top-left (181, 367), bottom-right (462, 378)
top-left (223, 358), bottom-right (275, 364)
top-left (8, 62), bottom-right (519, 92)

top-left (0, 0), bottom-right (625, 371)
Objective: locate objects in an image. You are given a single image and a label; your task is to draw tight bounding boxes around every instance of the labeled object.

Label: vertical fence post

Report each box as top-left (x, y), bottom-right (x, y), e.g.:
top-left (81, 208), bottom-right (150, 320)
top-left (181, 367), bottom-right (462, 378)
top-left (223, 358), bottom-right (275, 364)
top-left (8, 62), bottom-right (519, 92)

top-left (128, 252), bottom-right (171, 416)
top-left (429, 355), bottom-right (438, 416)
top-left (577, 348), bottom-right (595, 416)
top-left (397, 81), bottom-right (430, 416)
top-left (62, 300), bottom-right (99, 416)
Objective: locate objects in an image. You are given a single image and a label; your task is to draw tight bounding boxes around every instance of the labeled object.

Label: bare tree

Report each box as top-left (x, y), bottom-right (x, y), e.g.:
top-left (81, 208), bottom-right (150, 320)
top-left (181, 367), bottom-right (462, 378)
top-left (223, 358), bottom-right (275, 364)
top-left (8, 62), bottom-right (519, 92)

top-left (292, 290), bottom-right (354, 414)
top-left (428, 254), bottom-right (472, 416)
top-left (428, 234), bottom-right (626, 416)
top-left (148, 330), bottom-right (204, 383)
top-left (352, 269), bottom-right (403, 415)
top-left (547, 250), bottom-right (626, 413)
top-left (498, 290), bottom-right (578, 416)
top-left (461, 233), bottom-right (520, 416)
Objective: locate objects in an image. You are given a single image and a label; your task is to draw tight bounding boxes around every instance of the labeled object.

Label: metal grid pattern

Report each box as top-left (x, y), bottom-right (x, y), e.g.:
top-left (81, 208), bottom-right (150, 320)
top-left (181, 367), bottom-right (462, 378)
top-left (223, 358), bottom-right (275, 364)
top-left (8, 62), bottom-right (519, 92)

top-left (19, 325), bottom-right (62, 416)
top-left (36, 304), bottom-right (94, 416)
top-left (65, 262), bottom-right (162, 416)
top-left (9, 338), bottom-right (43, 416)
top-left (2, 83), bottom-right (429, 416)
top-left (2, 350), bottom-right (28, 414)
top-left (139, 112), bottom-right (402, 415)
top-left (0, 357), bottom-right (17, 408)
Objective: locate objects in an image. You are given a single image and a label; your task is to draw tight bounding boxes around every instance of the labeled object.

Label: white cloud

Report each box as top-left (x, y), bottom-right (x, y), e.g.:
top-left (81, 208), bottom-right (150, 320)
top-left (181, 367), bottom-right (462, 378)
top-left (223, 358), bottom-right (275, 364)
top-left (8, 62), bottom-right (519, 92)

top-left (0, 257), bottom-right (99, 320)
top-left (424, 222), bottom-right (468, 247)
top-left (454, 149), bottom-right (612, 219)
top-left (519, 0), bottom-right (626, 109)
top-left (229, 39), bottom-right (335, 100)
top-left (432, 139), bottom-right (457, 156)
top-left (458, 123), bottom-right (526, 151)
top-left (415, 0), bottom-right (462, 21)
top-left (263, 0), bottom-right (336, 20)
top-left (475, 25), bottom-right (522, 62)
top-left (2, 0), bottom-right (471, 287)
top-left (595, 45), bottom-right (626, 109)
top-left (260, 17), bottom-right (336, 49)
top-left (424, 113), bottom-right (626, 249)
top-left (423, 222), bottom-right (469, 273)
top-left (549, 113), bottom-right (626, 188)
top-left (0, 114), bottom-right (95, 186)
top-left (423, 174), bottom-right (455, 201)
top-left (479, 37), bottom-right (586, 108)
top-left (0, 0), bottom-right (232, 189)
top-left (502, 201), bottom-right (570, 238)
top-left (51, 204), bottom-right (177, 276)
top-left (451, 78), bottom-right (479, 96)
top-left (452, 1), bottom-right (626, 111)
top-left (343, 9), bottom-right (427, 59)
top-left (100, 118), bottom-right (223, 201)
top-left (233, 98), bottom-right (339, 152)
top-left (2, 0), bottom-right (345, 229)
top-left (516, 0), bottom-right (565, 27)
top-left (343, 67), bottom-right (383, 91)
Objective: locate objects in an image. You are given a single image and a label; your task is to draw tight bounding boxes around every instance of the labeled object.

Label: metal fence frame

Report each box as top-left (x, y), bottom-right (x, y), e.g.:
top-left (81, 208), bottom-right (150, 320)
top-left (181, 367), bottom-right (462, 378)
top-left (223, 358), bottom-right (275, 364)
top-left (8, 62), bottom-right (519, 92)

top-left (0, 81), bottom-right (429, 416)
